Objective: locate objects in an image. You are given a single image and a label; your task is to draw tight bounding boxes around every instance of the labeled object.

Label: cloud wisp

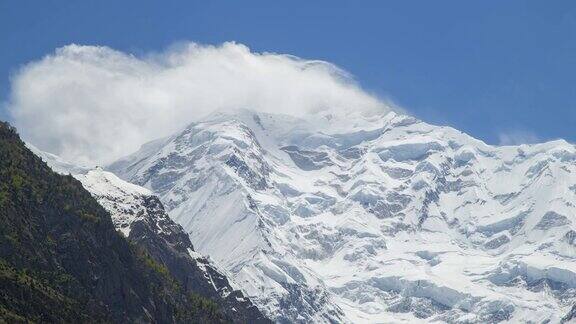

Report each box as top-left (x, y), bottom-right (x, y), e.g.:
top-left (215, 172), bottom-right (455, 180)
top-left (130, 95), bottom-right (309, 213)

top-left (498, 129), bottom-right (540, 146)
top-left (8, 42), bottom-right (389, 165)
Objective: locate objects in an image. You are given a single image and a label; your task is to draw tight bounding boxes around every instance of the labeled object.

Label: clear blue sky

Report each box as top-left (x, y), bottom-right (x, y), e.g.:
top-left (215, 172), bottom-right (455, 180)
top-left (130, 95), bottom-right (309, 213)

top-left (1, 0), bottom-right (575, 144)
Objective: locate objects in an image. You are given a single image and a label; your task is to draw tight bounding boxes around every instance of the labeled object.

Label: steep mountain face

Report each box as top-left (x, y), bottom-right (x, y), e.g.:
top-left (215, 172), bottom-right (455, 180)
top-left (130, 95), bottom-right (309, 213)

top-left (77, 169), bottom-right (270, 323)
top-left (0, 122), bottom-right (226, 323)
top-left (108, 108), bottom-right (576, 323)
top-left (31, 147), bottom-right (270, 323)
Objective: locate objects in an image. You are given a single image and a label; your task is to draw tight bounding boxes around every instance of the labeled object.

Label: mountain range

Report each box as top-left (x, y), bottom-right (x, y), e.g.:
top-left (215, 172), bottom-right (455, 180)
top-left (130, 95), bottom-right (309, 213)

top-left (107, 108), bottom-right (576, 323)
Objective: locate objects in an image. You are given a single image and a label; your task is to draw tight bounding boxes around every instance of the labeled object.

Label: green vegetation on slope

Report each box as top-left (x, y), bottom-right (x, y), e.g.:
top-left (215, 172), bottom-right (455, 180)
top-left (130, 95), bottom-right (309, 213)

top-left (0, 121), bottom-right (226, 323)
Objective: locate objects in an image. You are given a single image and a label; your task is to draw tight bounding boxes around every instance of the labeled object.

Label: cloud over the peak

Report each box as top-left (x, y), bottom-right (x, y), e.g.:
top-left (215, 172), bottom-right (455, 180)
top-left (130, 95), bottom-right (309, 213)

top-left (498, 129), bottom-right (540, 146)
top-left (8, 42), bottom-right (389, 165)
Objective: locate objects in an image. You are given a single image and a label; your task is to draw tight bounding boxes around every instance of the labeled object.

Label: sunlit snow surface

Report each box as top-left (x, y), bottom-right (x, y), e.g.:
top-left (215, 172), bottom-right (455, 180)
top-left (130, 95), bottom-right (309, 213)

top-left (106, 109), bottom-right (576, 323)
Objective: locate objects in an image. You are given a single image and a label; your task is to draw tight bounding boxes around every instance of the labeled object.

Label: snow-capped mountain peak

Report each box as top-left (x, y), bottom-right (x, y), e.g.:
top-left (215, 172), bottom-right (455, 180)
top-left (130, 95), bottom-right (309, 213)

top-left (106, 109), bottom-right (576, 323)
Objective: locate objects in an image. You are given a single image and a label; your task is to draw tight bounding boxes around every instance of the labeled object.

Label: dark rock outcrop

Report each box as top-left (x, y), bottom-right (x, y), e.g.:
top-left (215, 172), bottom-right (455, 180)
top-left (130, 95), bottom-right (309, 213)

top-left (127, 195), bottom-right (271, 323)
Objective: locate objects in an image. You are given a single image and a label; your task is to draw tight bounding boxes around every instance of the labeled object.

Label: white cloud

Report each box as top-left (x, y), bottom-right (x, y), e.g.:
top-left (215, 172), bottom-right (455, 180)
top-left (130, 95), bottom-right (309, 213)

top-left (7, 42), bottom-right (389, 165)
top-left (498, 129), bottom-right (540, 145)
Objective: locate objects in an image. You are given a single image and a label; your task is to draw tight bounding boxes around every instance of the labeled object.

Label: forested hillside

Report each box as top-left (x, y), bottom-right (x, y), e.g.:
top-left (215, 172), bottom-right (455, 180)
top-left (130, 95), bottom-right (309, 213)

top-left (0, 121), bottom-right (226, 323)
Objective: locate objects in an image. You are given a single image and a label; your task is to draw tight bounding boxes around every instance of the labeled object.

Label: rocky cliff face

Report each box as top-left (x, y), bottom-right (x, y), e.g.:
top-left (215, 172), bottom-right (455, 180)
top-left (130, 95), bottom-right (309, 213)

top-left (109, 109), bottom-right (576, 323)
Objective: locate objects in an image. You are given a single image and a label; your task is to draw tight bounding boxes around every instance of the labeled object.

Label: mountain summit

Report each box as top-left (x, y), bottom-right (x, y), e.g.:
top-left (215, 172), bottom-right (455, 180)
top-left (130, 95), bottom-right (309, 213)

top-left (108, 109), bottom-right (576, 323)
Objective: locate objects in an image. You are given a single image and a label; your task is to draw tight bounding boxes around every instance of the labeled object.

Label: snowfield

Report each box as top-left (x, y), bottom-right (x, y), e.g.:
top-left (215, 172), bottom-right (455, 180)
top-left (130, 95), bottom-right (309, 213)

top-left (108, 108), bottom-right (576, 323)
top-left (37, 107), bottom-right (576, 322)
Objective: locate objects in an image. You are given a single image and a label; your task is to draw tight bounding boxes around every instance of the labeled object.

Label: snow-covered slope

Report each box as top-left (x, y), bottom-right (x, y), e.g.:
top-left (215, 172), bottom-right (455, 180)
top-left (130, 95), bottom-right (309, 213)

top-left (109, 109), bottom-right (576, 323)
top-left (29, 145), bottom-right (270, 323)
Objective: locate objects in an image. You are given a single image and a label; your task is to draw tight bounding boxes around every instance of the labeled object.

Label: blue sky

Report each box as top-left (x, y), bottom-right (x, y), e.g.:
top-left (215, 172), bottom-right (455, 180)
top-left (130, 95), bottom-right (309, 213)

top-left (1, 0), bottom-right (575, 144)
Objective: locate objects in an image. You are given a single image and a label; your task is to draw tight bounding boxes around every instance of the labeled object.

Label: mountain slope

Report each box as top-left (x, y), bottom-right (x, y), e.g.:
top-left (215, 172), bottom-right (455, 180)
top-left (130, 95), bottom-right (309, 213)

top-left (77, 169), bottom-right (270, 323)
top-left (30, 146), bottom-right (270, 323)
top-left (0, 121), bottom-right (226, 323)
top-left (109, 109), bottom-right (576, 323)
